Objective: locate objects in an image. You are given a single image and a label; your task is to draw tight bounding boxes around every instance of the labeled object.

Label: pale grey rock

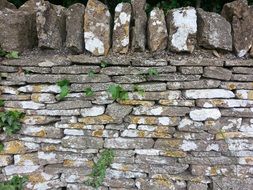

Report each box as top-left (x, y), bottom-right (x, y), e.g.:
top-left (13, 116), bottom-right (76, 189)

top-left (62, 136), bottom-right (103, 149)
top-left (66, 3), bottom-right (85, 53)
top-left (197, 8), bottom-right (232, 51)
top-left (167, 7), bottom-right (197, 53)
top-left (203, 67), bottom-right (232, 80)
top-left (190, 109), bottom-right (221, 121)
top-left (104, 138), bottom-right (154, 149)
top-left (84, 0), bottom-right (111, 55)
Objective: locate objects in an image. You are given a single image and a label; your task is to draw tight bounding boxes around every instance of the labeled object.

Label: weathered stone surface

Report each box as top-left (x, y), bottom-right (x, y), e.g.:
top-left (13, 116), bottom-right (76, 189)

top-left (36, 0), bottom-right (66, 49)
top-left (47, 100), bottom-right (91, 110)
top-left (131, 0), bottom-right (147, 51)
top-left (178, 117), bottom-right (205, 132)
top-left (125, 116), bottom-right (180, 126)
top-left (133, 106), bottom-right (190, 116)
top-left (147, 74), bottom-right (201, 82)
top-left (129, 91), bottom-right (181, 100)
top-left (0, 155), bottom-right (13, 167)
top-left (148, 7), bottom-right (168, 52)
top-left (197, 99), bottom-right (253, 108)
top-left (66, 3), bottom-right (85, 53)
top-left (0, 9), bottom-right (35, 51)
top-left (167, 79), bottom-right (221, 89)
top-left (212, 177), bottom-right (253, 190)
top-left (159, 99), bottom-right (195, 107)
top-left (121, 129), bottom-right (172, 139)
top-left (84, 0), bottom-right (111, 56)
top-left (231, 74), bottom-right (253, 82)
top-left (52, 66), bottom-right (100, 74)
top-left (184, 89), bottom-right (235, 99)
top-left (197, 8), bottom-right (232, 51)
top-left (62, 136), bottom-right (103, 149)
top-left (169, 58), bottom-right (224, 66)
top-left (179, 66), bottom-right (203, 75)
top-left (5, 101), bottom-right (45, 110)
top-left (221, 82), bottom-right (253, 90)
top-left (104, 137), bottom-right (154, 149)
top-left (221, 108), bottom-right (253, 117)
top-left (203, 67), bottom-right (232, 80)
top-left (0, 0), bottom-right (16, 10)
top-left (78, 114), bottom-right (115, 124)
top-left (27, 109), bottom-right (80, 116)
top-left (136, 178), bottom-right (176, 190)
top-left (232, 67), bottom-right (253, 74)
top-left (31, 93), bottom-right (56, 103)
top-left (80, 106), bottom-right (105, 117)
top-left (106, 103), bottom-right (132, 123)
top-left (113, 3), bottom-right (131, 53)
top-left (0, 141), bottom-right (39, 154)
top-left (20, 126), bottom-right (63, 138)
top-left (187, 182), bottom-right (207, 190)
top-left (222, 0), bottom-right (252, 57)
top-left (190, 109), bottom-right (221, 121)
top-left (167, 7), bottom-right (197, 53)
top-left (3, 165), bottom-right (40, 175)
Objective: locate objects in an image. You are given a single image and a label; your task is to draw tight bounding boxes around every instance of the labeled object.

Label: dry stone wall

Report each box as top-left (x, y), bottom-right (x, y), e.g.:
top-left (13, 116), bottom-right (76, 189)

top-left (1, 54), bottom-right (253, 189)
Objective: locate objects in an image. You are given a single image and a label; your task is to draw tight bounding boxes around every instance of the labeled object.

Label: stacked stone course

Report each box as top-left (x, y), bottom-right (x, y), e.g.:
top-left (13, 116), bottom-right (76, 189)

top-left (1, 54), bottom-right (253, 189)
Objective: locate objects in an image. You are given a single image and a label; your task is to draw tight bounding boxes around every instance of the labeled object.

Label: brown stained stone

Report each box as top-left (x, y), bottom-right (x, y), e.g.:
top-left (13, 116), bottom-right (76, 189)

top-left (167, 7), bottom-right (197, 53)
top-left (112, 3), bottom-right (132, 54)
top-left (147, 7), bottom-right (168, 52)
top-left (84, 0), bottom-right (111, 56)
top-left (66, 3), bottom-right (85, 53)
top-left (36, 0), bottom-right (66, 49)
top-left (197, 8), bottom-right (232, 51)
top-left (131, 0), bottom-right (147, 52)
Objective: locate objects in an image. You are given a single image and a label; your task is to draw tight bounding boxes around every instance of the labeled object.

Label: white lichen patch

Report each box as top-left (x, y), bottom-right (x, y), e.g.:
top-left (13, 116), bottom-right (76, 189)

top-left (84, 32), bottom-right (105, 55)
top-left (80, 106), bottom-right (105, 117)
top-left (185, 89), bottom-right (235, 99)
top-left (158, 117), bottom-right (171, 125)
top-left (171, 7), bottom-right (197, 51)
top-left (190, 109), bottom-right (221, 121)
top-left (180, 140), bottom-right (197, 151)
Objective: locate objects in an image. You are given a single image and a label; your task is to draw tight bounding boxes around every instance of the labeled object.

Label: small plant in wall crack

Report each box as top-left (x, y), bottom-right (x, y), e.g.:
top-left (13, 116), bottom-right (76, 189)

top-left (107, 84), bottom-right (129, 101)
top-left (56, 79), bottom-right (70, 100)
top-left (100, 60), bottom-right (110, 68)
top-left (0, 110), bottom-right (25, 135)
top-left (147, 68), bottom-right (159, 77)
top-left (88, 69), bottom-right (96, 78)
top-left (133, 85), bottom-right (145, 96)
top-left (85, 149), bottom-right (114, 188)
top-left (0, 48), bottom-right (19, 59)
top-left (84, 87), bottom-right (94, 97)
top-left (0, 175), bottom-right (28, 190)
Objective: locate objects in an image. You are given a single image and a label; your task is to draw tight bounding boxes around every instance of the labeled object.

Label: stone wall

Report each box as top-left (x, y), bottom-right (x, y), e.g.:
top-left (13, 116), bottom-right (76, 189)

top-left (1, 53), bottom-right (253, 189)
top-left (1, 0), bottom-right (253, 57)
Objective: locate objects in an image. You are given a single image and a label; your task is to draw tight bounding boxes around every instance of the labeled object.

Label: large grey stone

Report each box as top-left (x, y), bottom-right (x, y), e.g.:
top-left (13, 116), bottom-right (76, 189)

top-left (167, 7), bottom-right (197, 53)
top-left (36, 0), bottom-right (66, 49)
top-left (197, 8), bottom-right (232, 51)
top-left (131, 0), bottom-right (147, 51)
top-left (0, 9), bottom-right (35, 51)
top-left (148, 7), bottom-right (168, 52)
top-left (66, 3), bottom-right (85, 53)
top-left (104, 138), bottom-right (154, 149)
top-left (212, 177), bottom-right (253, 190)
top-left (112, 2), bottom-right (132, 54)
top-left (0, 0), bottom-right (16, 10)
top-left (62, 136), bottom-right (103, 149)
top-left (203, 67), bottom-right (232, 80)
top-left (84, 0), bottom-right (111, 56)
top-left (106, 103), bottom-right (132, 123)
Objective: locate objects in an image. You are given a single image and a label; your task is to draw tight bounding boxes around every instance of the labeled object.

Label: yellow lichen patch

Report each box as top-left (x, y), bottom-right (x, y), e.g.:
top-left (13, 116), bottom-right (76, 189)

top-left (137, 131), bottom-right (146, 138)
top-left (165, 139), bottom-right (182, 148)
top-left (33, 85), bottom-right (43, 93)
top-left (79, 115), bottom-right (114, 124)
top-left (16, 154), bottom-right (38, 165)
top-left (29, 173), bottom-right (46, 184)
top-left (144, 117), bottom-right (158, 125)
top-left (161, 150), bottom-right (187, 158)
top-left (159, 100), bottom-right (173, 105)
top-left (92, 130), bottom-right (104, 137)
top-left (31, 94), bottom-right (41, 103)
top-left (0, 141), bottom-right (26, 154)
top-left (119, 100), bottom-right (154, 106)
top-left (248, 90), bottom-right (253, 100)
top-left (244, 157), bottom-right (253, 164)
top-left (228, 83), bottom-right (236, 90)
top-left (209, 166), bottom-right (218, 176)
top-left (205, 120), bottom-right (215, 127)
top-left (215, 132), bottom-right (246, 140)
top-left (211, 99), bottom-right (225, 107)
top-left (35, 130), bottom-right (47, 137)
top-left (120, 165), bottom-right (129, 172)
top-left (153, 131), bottom-right (171, 138)
top-left (22, 116), bottom-right (46, 124)
top-left (41, 145), bottom-right (57, 152)
top-left (86, 160), bottom-right (94, 168)
top-left (63, 160), bottom-right (75, 167)
top-left (155, 179), bottom-right (174, 188)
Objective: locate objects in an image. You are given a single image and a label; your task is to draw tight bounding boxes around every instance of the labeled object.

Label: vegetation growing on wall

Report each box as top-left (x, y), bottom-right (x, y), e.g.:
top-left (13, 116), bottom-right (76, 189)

top-left (0, 175), bottom-right (28, 190)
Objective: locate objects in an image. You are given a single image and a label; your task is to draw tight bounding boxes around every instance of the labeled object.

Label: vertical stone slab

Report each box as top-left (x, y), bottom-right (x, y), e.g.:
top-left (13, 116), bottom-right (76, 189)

top-left (112, 3), bottom-right (132, 54)
top-left (0, 9), bottom-right (34, 51)
top-left (66, 3), bottom-right (85, 53)
top-left (167, 7), bottom-right (197, 53)
top-left (131, 0), bottom-right (147, 52)
top-left (36, 0), bottom-right (66, 49)
top-left (221, 0), bottom-right (253, 57)
top-left (197, 8), bottom-right (232, 51)
top-left (84, 0), bottom-right (111, 56)
top-left (147, 7), bottom-right (168, 52)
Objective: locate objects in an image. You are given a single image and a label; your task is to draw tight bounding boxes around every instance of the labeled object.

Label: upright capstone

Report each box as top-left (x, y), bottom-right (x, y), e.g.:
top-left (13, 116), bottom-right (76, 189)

top-left (84, 0), bottom-right (111, 56)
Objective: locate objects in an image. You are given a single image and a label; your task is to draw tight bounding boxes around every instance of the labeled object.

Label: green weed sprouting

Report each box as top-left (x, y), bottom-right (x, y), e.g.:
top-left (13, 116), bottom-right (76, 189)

top-left (0, 175), bottom-right (28, 190)
top-left (0, 48), bottom-right (19, 59)
top-left (84, 87), bottom-right (94, 97)
top-left (56, 79), bottom-right (70, 100)
top-left (85, 149), bottom-right (114, 188)
top-left (107, 84), bottom-right (129, 101)
top-left (133, 85), bottom-right (145, 96)
top-left (0, 110), bottom-right (25, 135)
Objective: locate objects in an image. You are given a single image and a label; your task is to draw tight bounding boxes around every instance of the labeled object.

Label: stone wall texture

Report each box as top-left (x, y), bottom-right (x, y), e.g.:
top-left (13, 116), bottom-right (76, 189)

top-left (1, 54), bottom-right (253, 189)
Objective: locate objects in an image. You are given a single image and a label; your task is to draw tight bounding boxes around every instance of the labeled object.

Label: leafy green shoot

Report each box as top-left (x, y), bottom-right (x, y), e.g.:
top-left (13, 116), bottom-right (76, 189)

top-left (107, 84), bottom-right (129, 101)
top-left (0, 48), bottom-right (19, 59)
top-left (88, 69), bottom-right (96, 78)
top-left (85, 149), bottom-right (114, 188)
top-left (133, 85), bottom-right (145, 96)
top-left (0, 175), bottom-right (28, 190)
top-left (100, 60), bottom-right (110, 68)
top-left (0, 99), bottom-right (4, 107)
top-left (56, 79), bottom-right (70, 100)
top-left (0, 110), bottom-right (25, 135)
top-left (0, 142), bottom-right (4, 152)
top-left (84, 87), bottom-right (94, 97)
top-left (148, 68), bottom-right (159, 77)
